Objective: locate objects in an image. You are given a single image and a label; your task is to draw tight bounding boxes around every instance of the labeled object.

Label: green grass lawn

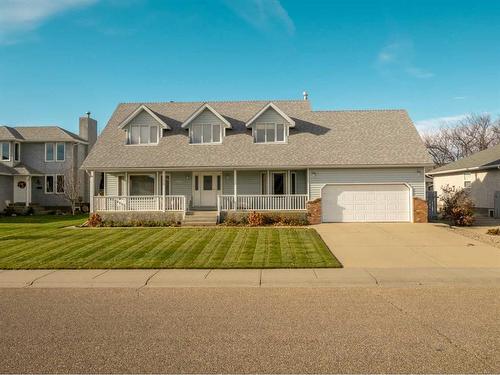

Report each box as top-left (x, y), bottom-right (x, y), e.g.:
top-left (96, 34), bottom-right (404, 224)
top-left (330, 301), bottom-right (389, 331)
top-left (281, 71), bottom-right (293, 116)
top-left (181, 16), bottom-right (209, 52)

top-left (0, 215), bottom-right (341, 269)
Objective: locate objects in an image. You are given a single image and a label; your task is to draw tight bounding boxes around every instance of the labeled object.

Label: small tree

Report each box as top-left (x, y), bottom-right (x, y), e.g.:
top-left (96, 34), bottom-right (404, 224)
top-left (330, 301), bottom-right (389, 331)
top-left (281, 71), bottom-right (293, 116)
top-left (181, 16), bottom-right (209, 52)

top-left (61, 167), bottom-right (82, 215)
top-left (440, 185), bottom-right (475, 226)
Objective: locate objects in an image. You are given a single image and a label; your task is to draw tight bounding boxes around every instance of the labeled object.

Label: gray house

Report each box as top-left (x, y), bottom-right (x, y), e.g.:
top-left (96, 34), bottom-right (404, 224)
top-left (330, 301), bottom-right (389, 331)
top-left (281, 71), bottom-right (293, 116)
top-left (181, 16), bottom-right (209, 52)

top-left (81, 98), bottom-right (432, 224)
top-left (0, 115), bottom-right (97, 212)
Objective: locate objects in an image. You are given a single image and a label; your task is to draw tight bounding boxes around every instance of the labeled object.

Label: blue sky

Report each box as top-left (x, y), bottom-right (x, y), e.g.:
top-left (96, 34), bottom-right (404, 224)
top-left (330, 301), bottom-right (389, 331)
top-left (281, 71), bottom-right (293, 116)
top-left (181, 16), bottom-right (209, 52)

top-left (0, 0), bottom-right (499, 134)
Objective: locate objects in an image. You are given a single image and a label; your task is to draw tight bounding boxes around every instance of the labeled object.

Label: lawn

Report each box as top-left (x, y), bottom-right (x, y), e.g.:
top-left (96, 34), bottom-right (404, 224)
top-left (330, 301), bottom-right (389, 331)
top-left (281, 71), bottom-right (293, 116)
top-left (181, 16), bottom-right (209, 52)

top-left (0, 215), bottom-right (341, 269)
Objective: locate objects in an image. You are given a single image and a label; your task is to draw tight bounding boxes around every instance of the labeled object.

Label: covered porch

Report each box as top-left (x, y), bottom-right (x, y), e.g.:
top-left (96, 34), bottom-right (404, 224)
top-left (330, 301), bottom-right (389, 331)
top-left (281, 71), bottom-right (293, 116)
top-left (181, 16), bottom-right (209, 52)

top-left (89, 169), bottom-right (310, 215)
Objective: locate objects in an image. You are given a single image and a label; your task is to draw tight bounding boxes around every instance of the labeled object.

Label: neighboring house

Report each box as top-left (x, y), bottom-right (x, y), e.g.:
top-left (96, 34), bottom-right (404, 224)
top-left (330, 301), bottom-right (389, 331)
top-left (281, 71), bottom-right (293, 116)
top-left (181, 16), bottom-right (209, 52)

top-left (0, 115), bottom-right (97, 212)
top-left (81, 98), bottom-right (432, 223)
top-left (427, 144), bottom-right (500, 218)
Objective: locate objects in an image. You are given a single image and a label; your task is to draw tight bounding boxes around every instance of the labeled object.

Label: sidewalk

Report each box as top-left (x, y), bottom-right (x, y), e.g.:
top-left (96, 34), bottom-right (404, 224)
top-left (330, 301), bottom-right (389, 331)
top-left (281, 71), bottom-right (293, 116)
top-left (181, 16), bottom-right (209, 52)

top-left (0, 267), bottom-right (498, 288)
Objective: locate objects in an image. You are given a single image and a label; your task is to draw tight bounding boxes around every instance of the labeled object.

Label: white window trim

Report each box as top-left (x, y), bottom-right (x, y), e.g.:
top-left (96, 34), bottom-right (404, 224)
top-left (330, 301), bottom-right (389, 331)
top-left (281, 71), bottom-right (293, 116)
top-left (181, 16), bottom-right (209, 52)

top-left (189, 123), bottom-right (223, 145)
top-left (126, 125), bottom-right (160, 146)
top-left (127, 173), bottom-right (158, 195)
top-left (45, 143), bottom-right (65, 162)
top-left (253, 122), bottom-right (287, 144)
top-left (1, 142), bottom-right (11, 161)
top-left (14, 142), bottom-right (20, 162)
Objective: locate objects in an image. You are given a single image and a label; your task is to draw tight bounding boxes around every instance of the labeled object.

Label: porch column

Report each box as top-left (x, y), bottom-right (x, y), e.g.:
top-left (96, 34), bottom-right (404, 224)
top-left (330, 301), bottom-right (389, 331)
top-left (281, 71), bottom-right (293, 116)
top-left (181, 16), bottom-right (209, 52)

top-left (89, 171), bottom-right (95, 212)
top-left (26, 176), bottom-right (31, 207)
top-left (233, 169), bottom-right (237, 211)
top-left (162, 170), bottom-right (166, 212)
top-left (124, 172), bottom-right (128, 210)
top-left (306, 168), bottom-right (310, 200)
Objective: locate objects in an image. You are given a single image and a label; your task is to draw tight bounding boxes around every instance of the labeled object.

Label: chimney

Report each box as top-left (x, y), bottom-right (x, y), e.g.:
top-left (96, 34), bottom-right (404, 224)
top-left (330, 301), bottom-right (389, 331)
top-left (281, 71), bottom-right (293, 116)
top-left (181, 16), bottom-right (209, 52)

top-left (79, 111), bottom-right (98, 150)
top-left (303, 91), bottom-right (308, 101)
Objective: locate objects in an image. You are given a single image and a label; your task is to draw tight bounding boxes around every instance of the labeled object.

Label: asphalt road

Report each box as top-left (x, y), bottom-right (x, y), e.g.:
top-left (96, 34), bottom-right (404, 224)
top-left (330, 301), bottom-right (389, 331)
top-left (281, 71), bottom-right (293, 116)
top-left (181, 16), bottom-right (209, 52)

top-left (1, 287), bottom-right (499, 373)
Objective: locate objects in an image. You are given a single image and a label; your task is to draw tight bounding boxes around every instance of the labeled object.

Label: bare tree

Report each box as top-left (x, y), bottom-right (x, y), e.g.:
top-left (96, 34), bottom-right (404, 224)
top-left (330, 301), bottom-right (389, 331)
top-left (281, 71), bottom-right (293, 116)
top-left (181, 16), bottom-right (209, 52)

top-left (423, 113), bottom-right (500, 166)
top-left (61, 166), bottom-right (82, 215)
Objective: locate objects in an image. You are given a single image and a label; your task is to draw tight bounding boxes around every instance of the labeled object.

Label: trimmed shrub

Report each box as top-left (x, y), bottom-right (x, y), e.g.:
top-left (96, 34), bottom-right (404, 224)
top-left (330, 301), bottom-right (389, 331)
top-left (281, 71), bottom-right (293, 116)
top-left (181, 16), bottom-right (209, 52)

top-left (440, 185), bottom-right (475, 226)
top-left (222, 211), bottom-right (308, 226)
top-left (486, 227), bottom-right (500, 236)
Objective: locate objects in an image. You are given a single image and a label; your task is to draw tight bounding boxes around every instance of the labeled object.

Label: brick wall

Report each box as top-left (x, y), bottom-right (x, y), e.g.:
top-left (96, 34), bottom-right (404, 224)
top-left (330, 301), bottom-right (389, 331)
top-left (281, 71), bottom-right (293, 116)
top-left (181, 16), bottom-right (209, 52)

top-left (413, 197), bottom-right (428, 223)
top-left (307, 198), bottom-right (322, 225)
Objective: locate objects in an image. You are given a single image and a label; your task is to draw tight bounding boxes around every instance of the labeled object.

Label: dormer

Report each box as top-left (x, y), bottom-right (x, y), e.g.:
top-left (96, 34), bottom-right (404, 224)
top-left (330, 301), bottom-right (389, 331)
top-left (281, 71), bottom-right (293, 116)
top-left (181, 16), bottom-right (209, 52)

top-left (118, 105), bottom-right (170, 145)
top-left (181, 103), bottom-right (231, 144)
top-left (245, 102), bottom-right (295, 144)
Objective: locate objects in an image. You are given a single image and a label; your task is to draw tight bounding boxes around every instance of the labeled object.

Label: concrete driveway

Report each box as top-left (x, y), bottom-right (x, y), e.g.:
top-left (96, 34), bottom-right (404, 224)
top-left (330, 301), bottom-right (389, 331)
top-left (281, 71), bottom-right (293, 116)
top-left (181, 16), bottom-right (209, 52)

top-left (315, 223), bottom-right (500, 268)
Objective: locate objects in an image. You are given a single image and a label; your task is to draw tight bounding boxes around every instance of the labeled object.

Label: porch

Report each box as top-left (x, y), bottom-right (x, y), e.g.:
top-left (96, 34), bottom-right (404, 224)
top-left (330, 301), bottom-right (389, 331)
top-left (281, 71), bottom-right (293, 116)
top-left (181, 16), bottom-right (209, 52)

top-left (89, 169), bottom-right (310, 215)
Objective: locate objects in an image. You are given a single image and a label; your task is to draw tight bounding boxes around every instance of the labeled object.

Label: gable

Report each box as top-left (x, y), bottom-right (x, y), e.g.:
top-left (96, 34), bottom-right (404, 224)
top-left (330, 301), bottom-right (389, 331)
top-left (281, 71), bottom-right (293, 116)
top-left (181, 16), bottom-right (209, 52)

top-left (189, 108), bottom-right (226, 127)
top-left (245, 102), bottom-right (295, 128)
top-left (126, 109), bottom-right (162, 129)
top-left (253, 107), bottom-right (290, 125)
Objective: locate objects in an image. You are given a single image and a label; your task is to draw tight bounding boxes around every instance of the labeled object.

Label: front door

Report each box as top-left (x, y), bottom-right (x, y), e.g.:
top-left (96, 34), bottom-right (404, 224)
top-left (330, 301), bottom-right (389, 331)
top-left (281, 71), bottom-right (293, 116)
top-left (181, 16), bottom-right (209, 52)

top-left (13, 176), bottom-right (28, 203)
top-left (193, 173), bottom-right (222, 208)
top-left (272, 172), bottom-right (286, 195)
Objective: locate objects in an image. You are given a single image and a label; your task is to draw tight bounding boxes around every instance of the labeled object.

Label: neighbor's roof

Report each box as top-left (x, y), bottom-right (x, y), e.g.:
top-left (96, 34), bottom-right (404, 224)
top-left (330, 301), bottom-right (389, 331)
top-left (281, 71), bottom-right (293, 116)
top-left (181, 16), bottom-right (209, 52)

top-left (82, 100), bottom-right (432, 170)
top-left (0, 126), bottom-right (86, 143)
top-left (428, 144), bottom-right (500, 175)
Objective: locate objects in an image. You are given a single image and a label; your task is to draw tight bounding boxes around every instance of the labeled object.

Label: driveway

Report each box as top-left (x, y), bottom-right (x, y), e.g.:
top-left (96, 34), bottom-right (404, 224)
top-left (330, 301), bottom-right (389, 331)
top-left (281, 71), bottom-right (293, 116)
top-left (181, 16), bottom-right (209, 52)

top-left (315, 223), bottom-right (500, 268)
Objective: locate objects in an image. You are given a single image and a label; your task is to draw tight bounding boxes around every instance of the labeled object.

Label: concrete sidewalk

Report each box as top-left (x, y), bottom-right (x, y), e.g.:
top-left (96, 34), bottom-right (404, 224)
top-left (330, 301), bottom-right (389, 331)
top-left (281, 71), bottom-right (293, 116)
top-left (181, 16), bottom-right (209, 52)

top-left (0, 267), bottom-right (498, 288)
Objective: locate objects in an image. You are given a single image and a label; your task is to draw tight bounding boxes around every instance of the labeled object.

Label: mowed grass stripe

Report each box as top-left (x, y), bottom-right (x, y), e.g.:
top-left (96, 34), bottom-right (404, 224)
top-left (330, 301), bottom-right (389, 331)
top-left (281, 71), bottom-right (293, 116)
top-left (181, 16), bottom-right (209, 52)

top-left (0, 216), bottom-right (341, 269)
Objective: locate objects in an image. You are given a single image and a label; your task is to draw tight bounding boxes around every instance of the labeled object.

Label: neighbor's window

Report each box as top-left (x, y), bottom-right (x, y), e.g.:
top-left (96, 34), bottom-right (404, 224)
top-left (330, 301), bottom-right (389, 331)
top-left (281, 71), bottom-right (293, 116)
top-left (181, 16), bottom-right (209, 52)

top-left (1, 142), bottom-right (10, 161)
top-left (190, 124), bottom-right (222, 144)
top-left (45, 175), bottom-right (54, 193)
top-left (254, 123), bottom-right (286, 143)
top-left (45, 143), bottom-right (65, 161)
top-left (128, 125), bottom-right (159, 145)
top-left (14, 142), bottom-right (20, 162)
top-left (129, 174), bottom-right (156, 195)
top-left (464, 181), bottom-right (472, 189)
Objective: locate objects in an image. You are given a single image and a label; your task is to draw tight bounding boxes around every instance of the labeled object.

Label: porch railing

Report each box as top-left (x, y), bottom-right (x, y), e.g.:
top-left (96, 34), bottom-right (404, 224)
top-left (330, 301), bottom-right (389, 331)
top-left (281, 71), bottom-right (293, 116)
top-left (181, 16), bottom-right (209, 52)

top-left (218, 194), bottom-right (308, 212)
top-left (93, 195), bottom-right (186, 213)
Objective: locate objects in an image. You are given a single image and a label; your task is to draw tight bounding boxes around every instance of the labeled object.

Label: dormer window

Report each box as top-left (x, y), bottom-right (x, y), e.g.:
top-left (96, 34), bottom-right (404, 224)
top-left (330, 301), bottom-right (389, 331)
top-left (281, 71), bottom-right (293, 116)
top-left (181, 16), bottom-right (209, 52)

top-left (190, 124), bottom-right (222, 144)
top-left (254, 123), bottom-right (286, 143)
top-left (129, 125), bottom-right (159, 145)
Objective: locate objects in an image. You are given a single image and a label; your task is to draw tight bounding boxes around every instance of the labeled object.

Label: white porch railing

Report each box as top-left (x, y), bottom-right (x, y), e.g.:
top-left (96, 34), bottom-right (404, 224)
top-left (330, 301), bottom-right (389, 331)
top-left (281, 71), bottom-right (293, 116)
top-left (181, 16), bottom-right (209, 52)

top-left (218, 194), bottom-right (308, 212)
top-left (93, 195), bottom-right (186, 213)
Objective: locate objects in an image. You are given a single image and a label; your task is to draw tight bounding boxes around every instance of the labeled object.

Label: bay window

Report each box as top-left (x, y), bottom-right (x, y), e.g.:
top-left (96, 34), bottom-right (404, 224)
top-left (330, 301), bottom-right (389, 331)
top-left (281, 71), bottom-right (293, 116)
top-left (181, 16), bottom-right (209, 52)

top-left (1, 142), bottom-right (10, 161)
top-left (254, 123), bottom-right (286, 143)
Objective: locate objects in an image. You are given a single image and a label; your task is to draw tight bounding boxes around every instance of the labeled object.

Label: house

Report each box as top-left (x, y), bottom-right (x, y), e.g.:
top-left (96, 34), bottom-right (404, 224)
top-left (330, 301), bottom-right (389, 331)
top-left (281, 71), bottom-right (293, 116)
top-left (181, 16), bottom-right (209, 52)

top-left (0, 115), bottom-right (98, 212)
top-left (427, 144), bottom-right (500, 218)
top-left (81, 98), bottom-right (432, 224)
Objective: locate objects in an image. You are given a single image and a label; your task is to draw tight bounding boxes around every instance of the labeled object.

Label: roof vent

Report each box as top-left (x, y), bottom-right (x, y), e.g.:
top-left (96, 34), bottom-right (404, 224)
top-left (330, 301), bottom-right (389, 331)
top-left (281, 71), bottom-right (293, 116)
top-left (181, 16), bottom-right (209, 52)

top-left (303, 91), bottom-right (308, 101)
top-left (86, 111), bottom-right (91, 118)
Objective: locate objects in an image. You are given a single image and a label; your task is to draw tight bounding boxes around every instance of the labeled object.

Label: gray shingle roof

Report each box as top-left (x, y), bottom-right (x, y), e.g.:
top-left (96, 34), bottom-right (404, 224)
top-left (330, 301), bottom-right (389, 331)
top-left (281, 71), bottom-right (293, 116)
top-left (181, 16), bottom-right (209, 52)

top-left (0, 126), bottom-right (86, 143)
top-left (82, 100), bottom-right (432, 170)
top-left (428, 144), bottom-right (500, 175)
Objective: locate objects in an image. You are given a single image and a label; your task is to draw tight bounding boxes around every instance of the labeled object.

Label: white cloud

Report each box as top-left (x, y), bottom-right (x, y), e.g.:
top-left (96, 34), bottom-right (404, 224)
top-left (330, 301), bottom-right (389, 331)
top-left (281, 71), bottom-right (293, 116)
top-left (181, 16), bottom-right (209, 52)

top-left (376, 40), bottom-right (434, 80)
top-left (224, 0), bottom-right (295, 35)
top-left (415, 114), bottom-right (468, 132)
top-left (0, 0), bottom-right (98, 44)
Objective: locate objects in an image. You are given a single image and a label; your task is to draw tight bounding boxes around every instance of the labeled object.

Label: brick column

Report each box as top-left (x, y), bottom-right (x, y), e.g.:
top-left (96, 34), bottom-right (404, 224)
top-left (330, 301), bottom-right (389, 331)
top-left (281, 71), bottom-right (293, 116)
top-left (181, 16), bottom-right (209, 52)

top-left (307, 198), bottom-right (322, 225)
top-left (413, 197), bottom-right (428, 223)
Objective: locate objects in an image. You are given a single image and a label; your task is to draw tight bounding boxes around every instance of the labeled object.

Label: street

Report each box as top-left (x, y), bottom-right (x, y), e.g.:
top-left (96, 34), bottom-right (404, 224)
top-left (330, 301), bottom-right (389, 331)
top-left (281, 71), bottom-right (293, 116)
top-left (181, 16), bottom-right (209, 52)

top-left (1, 286), bottom-right (498, 373)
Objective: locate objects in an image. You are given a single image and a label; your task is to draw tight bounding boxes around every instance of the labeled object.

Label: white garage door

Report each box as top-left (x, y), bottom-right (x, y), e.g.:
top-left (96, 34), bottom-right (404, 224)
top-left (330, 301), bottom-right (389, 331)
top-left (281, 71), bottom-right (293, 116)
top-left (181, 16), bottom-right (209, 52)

top-left (321, 184), bottom-right (411, 222)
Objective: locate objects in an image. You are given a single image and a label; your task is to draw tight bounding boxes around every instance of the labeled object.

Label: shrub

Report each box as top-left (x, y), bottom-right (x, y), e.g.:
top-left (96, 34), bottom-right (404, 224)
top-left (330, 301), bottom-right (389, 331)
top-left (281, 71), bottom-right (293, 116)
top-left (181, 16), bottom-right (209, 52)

top-left (247, 211), bottom-right (265, 226)
top-left (25, 206), bottom-right (35, 216)
top-left (88, 213), bottom-right (103, 227)
top-left (3, 206), bottom-right (15, 216)
top-left (222, 211), bottom-right (308, 226)
top-left (440, 185), bottom-right (475, 226)
top-left (223, 212), bottom-right (248, 225)
top-left (486, 227), bottom-right (500, 235)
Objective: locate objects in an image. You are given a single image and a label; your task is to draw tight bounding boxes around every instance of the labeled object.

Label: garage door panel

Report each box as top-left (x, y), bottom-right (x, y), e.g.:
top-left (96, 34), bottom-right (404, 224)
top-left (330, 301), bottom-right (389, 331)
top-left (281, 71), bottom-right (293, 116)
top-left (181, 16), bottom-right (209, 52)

top-left (322, 184), bottom-right (411, 222)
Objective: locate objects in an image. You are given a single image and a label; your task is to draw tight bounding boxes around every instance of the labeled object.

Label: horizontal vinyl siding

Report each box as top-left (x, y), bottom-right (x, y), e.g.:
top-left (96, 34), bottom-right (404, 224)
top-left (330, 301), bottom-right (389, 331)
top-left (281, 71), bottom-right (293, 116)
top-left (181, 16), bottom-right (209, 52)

top-left (310, 168), bottom-right (425, 200)
top-left (254, 108), bottom-right (289, 124)
top-left (191, 109), bottom-right (224, 126)
top-left (127, 110), bottom-right (161, 128)
top-left (294, 170), bottom-right (307, 194)
top-left (171, 172), bottom-right (192, 198)
top-left (0, 175), bottom-right (13, 211)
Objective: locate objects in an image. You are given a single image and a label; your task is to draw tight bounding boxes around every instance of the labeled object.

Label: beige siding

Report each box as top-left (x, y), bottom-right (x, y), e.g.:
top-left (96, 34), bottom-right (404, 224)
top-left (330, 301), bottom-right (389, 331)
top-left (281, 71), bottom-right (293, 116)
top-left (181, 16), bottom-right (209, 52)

top-left (310, 167), bottom-right (426, 199)
top-left (433, 170), bottom-right (500, 209)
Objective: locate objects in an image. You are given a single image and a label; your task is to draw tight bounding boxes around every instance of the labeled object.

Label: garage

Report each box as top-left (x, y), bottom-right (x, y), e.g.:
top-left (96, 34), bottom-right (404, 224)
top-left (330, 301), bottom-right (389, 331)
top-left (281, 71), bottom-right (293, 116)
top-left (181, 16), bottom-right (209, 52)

top-left (321, 184), bottom-right (411, 222)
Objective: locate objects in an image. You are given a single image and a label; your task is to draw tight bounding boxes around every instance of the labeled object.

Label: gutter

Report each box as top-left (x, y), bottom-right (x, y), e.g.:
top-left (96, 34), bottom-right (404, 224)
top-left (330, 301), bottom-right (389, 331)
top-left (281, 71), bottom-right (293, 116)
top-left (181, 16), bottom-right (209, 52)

top-left (427, 164), bottom-right (500, 176)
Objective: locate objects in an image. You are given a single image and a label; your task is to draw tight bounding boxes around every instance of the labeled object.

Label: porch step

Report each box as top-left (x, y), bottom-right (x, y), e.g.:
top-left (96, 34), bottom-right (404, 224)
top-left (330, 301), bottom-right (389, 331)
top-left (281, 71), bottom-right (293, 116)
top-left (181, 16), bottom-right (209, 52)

top-left (474, 215), bottom-right (500, 226)
top-left (182, 210), bottom-right (218, 226)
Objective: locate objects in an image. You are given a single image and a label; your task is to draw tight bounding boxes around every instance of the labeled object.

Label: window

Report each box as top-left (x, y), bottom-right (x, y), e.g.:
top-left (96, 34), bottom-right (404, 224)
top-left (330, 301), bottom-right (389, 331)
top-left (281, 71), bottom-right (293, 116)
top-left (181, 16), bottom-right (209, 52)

top-left (194, 175), bottom-right (199, 191)
top-left (190, 124), bottom-right (222, 144)
top-left (45, 175), bottom-right (54, 193)
top-left (1, 142), bottom-right (10, 161)
top-left (291, 172), bottom-right (297, 194)
top-left (203, 175), bottom-right (213, 190)
top-left (216, 175), bottom-right (221, 191)
top-left (128, 125), bottom-right (159, 144)
top-left (260, 172), bottom-right (268, 194)
top-left (14, 142), bottom-right (20, 162)
top-left (56, 175), bottom-right (65, 193)
top-left (254, 123), bottom-right (286, 143)
top-left (45, 143), bottom-right (65, 161)
top-left (272, 173), bottom-right (286, 195)
top-left (129, 175), bottom-right (156, 195)
top-left (464, 181), bottom-right (471, 189)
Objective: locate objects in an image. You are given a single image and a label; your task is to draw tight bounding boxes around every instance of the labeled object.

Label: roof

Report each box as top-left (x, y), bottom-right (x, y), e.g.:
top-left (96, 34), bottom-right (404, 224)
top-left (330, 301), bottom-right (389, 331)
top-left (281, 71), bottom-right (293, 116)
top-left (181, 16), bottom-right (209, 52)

top-left (181, 103), bottom-right (232, 129)
top-left (245, 102), bottom-right (296, 128)
top-left (428, 144), bottom-right (500, 175)
top-left (82, 99), bottom-right (432, 170)
top-left (0, 164), bottom-right (43, 176)
top-left (0, 126), bottom-right (86, 143)
top-left (118, 105), bottom-right (171, 130)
